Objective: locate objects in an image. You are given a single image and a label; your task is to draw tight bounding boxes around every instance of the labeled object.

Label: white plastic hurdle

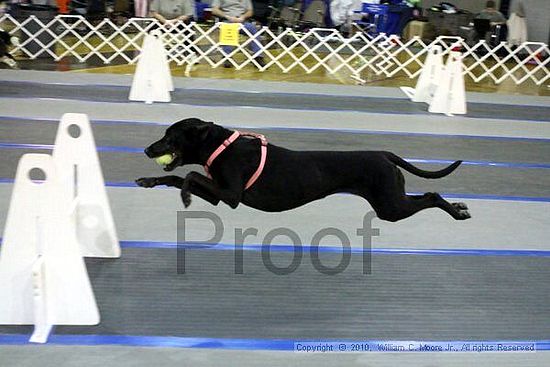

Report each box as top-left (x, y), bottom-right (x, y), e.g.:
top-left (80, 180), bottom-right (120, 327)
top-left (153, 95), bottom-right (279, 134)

top-left (53, 113), bottom-right (120, 258)
top-left (428, 51), bottom-right (467, 115)
top-left (129, 29), bottom-right (174, 104)
top-left (401, 45), bottom-right (444, 103)
top-left (0, 154), bottom-right (100, 343)
top-left (0, 113), bottom-right (120, 343)
top-left (401, 46), bottom-right (467, 116)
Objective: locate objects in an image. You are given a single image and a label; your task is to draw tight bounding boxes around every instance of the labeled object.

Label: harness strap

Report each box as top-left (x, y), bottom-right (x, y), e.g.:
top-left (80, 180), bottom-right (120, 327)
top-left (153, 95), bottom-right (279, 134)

top-left (204, 131), bottom-right (268, 190)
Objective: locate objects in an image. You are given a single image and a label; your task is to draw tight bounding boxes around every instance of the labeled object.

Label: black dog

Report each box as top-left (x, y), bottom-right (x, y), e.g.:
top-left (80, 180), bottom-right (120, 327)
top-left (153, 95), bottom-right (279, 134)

top-left (0, 30), bottom-right (18, 69)
top-left (136, 118), bottom-right (470, 222)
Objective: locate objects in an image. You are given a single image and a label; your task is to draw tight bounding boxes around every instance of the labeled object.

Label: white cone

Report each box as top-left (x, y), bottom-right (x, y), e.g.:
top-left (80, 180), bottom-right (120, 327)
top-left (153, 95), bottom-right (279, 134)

top-left (155, 31), bottom-right (174, 93)
top-left (129, 31), bottom-right (173, 103)
top-left (52, 113), bottom-right (120, 258)
top-left (429, 51), bottom-right (467, 115)
top-left (401, 45), bottom-right (444, 103)
top-left (0, 154), bottom-right (100, 343)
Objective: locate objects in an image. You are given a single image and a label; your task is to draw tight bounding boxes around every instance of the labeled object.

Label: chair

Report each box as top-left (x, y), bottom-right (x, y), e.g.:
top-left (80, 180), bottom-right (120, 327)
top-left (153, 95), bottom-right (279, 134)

top-left (473, 18), bottom-right (504, 46)
top-left (473, 18), bottom-right (491, 40)
top-left (353, 3), bottom-right (389, 37)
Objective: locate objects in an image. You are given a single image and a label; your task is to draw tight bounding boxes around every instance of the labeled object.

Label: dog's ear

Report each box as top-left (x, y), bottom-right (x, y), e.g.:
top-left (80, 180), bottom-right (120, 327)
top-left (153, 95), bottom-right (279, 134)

top-left (195, 122), bottom-right (212, 140)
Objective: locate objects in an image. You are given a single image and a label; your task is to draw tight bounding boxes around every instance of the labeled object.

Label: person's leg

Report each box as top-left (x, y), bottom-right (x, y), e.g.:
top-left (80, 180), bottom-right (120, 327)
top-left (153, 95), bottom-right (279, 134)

top-left (222, 44), bottom-right (235, 67)
top-left (242, 21), bottom-right (262, 57)
top-left (222, 45), bottom-right (235, 55)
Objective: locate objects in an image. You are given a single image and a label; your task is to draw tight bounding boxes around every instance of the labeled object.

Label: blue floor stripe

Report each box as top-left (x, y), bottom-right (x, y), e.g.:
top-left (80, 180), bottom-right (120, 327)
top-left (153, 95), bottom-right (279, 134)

top-left (0, 142), bottom-right (143, 154)
top-left (3, 237), bottom-right (545, 257)
top-left (2, 115), bottom-right (550, 143)
top-left (118, 241), bottom-right (550, 257)
top-left (0, 238), bottom-right (548, 257)
top-left (0, 177), bottom-right (549, 202)
top-left (0, 333), bottom-right (549, 351)
top-left (1, 142), bottom-right (548, 170)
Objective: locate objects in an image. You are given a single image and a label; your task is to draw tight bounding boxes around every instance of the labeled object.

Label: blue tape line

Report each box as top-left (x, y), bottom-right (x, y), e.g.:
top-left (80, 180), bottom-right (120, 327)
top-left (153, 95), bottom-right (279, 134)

top-left (118, 241), bottom-right (550, 257)
top-left (0, 115), bottom-right (173, 127)
top-left (1, 142), bottom-right (548, 170)
top-left (2, 115), bottom-right (550, 143)
top-left (0, 142), bottom-right (143, 154)
top-left (0, 334), bottom-right (549, 351)
top-left (0, 177), bottom-right (549, 202)
top-left (0, 237), bottom-right (548, 257)
top-left (407, 192), bottom-right (550, 203)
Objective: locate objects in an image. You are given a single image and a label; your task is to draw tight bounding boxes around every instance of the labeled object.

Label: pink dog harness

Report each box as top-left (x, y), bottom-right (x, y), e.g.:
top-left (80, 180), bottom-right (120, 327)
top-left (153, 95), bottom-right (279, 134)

top-left (204, 131), bottom-right (268, 190)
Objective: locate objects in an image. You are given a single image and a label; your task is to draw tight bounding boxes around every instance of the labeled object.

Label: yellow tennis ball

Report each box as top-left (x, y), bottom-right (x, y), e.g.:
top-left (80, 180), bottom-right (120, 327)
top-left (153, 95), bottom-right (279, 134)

top-left (155, 154), bottom-right (174, 166)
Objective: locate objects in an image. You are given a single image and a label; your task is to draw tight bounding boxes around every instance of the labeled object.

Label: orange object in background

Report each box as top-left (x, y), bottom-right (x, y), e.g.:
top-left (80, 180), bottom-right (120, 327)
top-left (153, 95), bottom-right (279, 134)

top-left (57, 0), bottom-right (70, 14)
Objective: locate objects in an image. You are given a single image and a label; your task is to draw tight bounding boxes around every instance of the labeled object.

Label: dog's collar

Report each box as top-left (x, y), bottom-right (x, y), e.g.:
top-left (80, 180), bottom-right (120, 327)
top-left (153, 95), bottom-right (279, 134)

top-left (204, 130), bottom-right (268, 190)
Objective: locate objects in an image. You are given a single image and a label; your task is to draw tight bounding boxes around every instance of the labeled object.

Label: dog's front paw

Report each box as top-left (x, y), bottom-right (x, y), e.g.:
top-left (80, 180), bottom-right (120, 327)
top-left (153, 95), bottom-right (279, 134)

top-left (135, 177), bottom-right (157, 188)
top-left (181, 189), bottom-right (192, 208)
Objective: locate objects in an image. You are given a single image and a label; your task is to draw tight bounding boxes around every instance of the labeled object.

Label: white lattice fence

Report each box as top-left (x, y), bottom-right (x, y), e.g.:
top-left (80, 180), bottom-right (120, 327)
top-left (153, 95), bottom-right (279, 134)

top-left (1, 14), bottom-right (549, 85)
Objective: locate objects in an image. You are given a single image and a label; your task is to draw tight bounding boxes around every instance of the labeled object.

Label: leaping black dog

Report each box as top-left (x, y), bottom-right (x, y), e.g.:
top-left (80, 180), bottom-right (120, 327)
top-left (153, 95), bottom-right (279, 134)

top-left (136, 118), bottom-right (470, 222)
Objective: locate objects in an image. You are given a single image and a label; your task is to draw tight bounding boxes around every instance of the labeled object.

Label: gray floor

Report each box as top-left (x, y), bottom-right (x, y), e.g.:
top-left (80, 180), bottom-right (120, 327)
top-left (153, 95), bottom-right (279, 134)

top-left (2, 248), bottom-right (550, 340)
top-left (1, 345), bottom-right (549, 367)
top-left (1, 118), bottom-right (549, 198)
top-left (0, 70), bottom-right (549, 366)
top-left (2, 70), bottom-right (550, 107)
top-left (1, 80), bottom-right (550, 121)
top-left (1, 184), bottom-right (549, 250)
top-left (2, 117), bottom-right (550, 163)
top-left (1, 97), bottom-right (549, 140)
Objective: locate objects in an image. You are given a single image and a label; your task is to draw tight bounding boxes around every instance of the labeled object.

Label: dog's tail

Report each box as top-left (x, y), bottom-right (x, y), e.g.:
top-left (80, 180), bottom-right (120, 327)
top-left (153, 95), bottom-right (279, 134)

top-left (386, 152), bottom-right (462, 179)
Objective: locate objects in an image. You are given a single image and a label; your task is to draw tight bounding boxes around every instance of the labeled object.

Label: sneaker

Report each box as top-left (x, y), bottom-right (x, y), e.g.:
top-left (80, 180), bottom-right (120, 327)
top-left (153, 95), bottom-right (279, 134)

top-left (255, 56), bottom-right (266, 68)
top-left (0, 56), bottom-right (18, 69)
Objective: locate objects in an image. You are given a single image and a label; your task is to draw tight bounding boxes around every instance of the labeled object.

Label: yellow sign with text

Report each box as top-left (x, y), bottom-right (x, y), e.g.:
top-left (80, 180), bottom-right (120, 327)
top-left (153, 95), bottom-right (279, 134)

top-left (219, 23), bottom-right (240, 46)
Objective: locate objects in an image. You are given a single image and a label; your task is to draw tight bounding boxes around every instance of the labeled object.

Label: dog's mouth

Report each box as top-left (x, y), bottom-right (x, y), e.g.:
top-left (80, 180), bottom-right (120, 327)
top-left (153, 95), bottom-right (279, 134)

top-left (151, 152), bottom-right (182, 172)
top-left (163, 153), bottom-right (181, 171)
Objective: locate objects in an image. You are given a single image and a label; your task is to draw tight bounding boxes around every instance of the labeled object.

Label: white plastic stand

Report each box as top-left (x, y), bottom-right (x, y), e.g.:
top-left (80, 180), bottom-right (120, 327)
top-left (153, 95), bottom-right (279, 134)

top-left (401, 48), bottom-right (467, 116)
top-left (428, 51), bottom-right (467, 116)
top-left (401, 45), bottom-right (444, 103)
top-left (52, 113), bottom-right (120, 258)
top-left (0, 154), bottom-right (100, 343)
top-left (129, 30), bottom-right (174, 104)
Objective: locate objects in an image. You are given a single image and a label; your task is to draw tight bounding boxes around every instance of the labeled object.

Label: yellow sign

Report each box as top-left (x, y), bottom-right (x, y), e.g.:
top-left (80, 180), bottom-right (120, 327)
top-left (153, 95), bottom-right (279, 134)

top-left (219, 23), bottom-right (240, 46)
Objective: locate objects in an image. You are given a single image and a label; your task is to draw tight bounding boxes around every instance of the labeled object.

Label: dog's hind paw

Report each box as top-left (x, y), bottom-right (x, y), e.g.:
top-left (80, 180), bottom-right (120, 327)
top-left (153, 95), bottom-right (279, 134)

top-left (181, 190), bottom-right (192, 208)
top-left (452, 202), bottom-right (468, 210)
top-left (456, 210), bottom-right (471, 220)
top-left (135, 177), bottom-right (157, 188)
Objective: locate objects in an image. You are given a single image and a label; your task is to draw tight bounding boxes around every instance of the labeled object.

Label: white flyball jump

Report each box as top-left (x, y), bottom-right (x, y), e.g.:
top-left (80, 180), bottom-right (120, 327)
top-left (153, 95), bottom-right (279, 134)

top-left (401, 46), bottom-right (467, 116)
top-left (0, 154), bottom-right (100, 343)
top-left (0, 113), bottom-right (120, 343)
top-left (53, 113), bottom-right (120, 258)
top-left (129, 29), bottom-right (174, 104)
